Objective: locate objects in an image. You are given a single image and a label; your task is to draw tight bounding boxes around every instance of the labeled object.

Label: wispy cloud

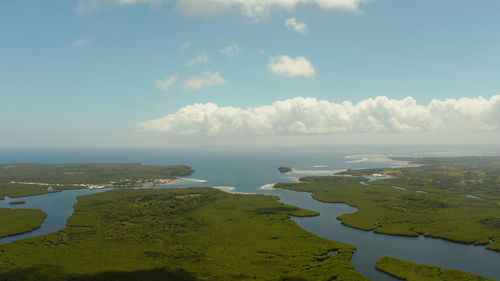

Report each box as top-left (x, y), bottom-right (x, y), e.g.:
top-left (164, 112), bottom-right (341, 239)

top-left (185, 53), bottom-right (210, 67)
top-left (76, 0), bottom-right (370, 19)
top-left (185, 71), bottom-right (228, 89)
top-left (268, 55), bottom-right (315, 78)
top-left (73, 36), bottom-right (93, 47)
top-left (76, 0), bottom-right (166, 14)
top-left (179, 42), bottom-right (191, 52)
top-left (284, 18), bottom-right (307, 34)
top-left (138, 96), bottom-right (500, 136)
top-left (155, 74), bottom-right (179, 91)
top-left (220, 44), bottom-right (240, 58)
top-left (176, 0), bottom-right (369, 20)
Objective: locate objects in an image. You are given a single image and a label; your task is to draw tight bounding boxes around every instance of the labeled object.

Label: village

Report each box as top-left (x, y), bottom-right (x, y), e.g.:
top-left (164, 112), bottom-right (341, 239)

top-left (9, 178), bottom-right (177, 190)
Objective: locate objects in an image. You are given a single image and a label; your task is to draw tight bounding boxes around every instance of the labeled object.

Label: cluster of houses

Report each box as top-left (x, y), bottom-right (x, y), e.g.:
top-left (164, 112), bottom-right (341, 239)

top-left (10, 178), bottom-right (176, 190)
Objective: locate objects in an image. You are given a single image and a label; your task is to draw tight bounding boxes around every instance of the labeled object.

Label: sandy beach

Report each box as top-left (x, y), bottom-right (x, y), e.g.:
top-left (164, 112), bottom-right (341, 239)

top-left (260, 183), bottom-right (276, 190)
top-left (346, 154), bottom-right (413, 166)
top-left (290, 169), bottom-right (347, 175)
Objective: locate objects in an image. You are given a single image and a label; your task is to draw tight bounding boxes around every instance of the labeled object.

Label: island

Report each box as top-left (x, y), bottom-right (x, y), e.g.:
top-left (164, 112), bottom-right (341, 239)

top-left (376, 256), bottom-right (492, 281)
top-left (0, 188), bottom-right (368, 281)
top-left (8, 201), bottom-right (26, 205)
top-left (0, 163), bottom-right (194, 199)
top-left (275, 156), bottom-right (500, 253)
top-left (0, 208), bottom-right (47, 238)
top-left (278, 166), bottom-right (292, 173)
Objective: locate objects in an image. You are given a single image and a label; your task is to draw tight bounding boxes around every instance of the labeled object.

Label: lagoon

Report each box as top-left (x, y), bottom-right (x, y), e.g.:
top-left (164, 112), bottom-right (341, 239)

top-left (1, 148), bottom-right (500, 280)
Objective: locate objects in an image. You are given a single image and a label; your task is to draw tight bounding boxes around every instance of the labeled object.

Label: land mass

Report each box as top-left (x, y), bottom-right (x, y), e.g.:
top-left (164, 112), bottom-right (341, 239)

top-left (0, 208), bottom-right (47, 238)
top-left (278, 166), bottom-right (292, 173)
top-left (0, 188), bottom-right (368, 281)
top-left (8, 201), bottom-right (26, 205)
top-left (0, 163), bottom-right (193, 199)
top-left (275, 156), bottom-right (500, 253)
top-left (376, 256), bottom-right (492, 281)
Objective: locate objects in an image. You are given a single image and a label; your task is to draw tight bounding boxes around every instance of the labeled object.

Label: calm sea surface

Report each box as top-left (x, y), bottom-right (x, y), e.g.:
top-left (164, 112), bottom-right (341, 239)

top-left (1, 148), bottom-right (499, 280)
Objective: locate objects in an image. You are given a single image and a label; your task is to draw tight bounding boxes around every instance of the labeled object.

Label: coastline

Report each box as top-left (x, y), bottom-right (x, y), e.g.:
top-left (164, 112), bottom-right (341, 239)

top-left (345, 154), bottom-right (413, 166)
top-left (290, 169), bottom-right (347, 175)
top-left (260, 183), bottom-right (276, 190)
top-left (10, 177), bottom-right (190, 191)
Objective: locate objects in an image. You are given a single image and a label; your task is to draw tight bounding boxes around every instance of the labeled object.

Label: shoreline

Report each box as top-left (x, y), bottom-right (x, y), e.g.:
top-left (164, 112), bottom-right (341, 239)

top-left (289, 169), bottom-right (347, 175)
top-left (0, 224), bottom-right (45, 240)
top-left (9, 177), bottom-right (188, 191)
top-left (345, 154), bottom-right (413, 166)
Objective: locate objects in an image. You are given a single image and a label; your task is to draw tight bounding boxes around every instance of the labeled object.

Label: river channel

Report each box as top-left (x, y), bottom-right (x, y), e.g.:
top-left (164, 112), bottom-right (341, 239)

top-left (1, 148), bottom-right (499, 280)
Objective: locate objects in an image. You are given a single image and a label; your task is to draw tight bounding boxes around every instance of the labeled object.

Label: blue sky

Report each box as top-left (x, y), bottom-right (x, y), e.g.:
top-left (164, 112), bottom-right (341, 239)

top-left (1, 0), bottom-right (500, 148)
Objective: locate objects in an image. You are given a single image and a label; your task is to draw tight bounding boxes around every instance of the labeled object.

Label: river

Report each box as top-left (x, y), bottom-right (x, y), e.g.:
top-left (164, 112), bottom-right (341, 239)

top-left (1, 148), bottom-right (499, 280)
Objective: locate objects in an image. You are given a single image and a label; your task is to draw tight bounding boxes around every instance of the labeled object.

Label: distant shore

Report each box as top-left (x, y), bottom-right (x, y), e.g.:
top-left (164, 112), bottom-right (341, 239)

top-left (290, 169), bottom-right (347, 175)
top-left (345, 154), bottom-right (412, 165)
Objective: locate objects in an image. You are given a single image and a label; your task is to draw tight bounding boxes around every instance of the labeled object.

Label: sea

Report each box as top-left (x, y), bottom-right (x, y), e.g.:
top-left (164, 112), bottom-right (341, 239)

top-left (0, 147), bottom-right (499, 280)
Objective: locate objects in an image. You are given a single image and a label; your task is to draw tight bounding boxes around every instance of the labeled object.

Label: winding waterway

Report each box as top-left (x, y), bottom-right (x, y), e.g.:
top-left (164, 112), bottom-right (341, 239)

top-left (1, 148), bottom-right (500, 280)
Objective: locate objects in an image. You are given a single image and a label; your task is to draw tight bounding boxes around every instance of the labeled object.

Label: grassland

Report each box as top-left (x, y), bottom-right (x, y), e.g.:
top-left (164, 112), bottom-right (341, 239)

top-left (0, 163), bottom-right (193, 199)
top-left (0, 187), bottom-right (368, 281)
top-left (375, 256), bottom-right (492, 281)
top-left (0, 208), bottom-right (47, 238)
top-left (275, 156), bottom-right (500, 252)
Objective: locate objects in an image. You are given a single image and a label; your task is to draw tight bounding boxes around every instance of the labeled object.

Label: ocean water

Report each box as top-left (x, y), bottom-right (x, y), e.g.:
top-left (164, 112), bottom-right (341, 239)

top-left (1, 147), bottom-right (500, 280)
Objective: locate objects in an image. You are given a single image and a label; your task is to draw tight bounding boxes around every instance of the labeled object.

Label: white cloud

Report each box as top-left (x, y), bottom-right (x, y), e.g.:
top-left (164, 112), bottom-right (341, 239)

top-left (77, 0), bottom-right (369, 19)
top-left (177, 0), bottom-right (368, 20)
top-left (73, 36), bottom-right (93, 47)
top-left (155, 74), bottom-right (179, 91)
top-left (76, 0), bottom-right (165, 14)
top-left (220, 44), bottom-right (240, 58)
top-left (185, 71), bottom-right (228, 89)
top-left (185, 53), bottom-right (210, 67)
top-left (312, 0), bottom-right (365, 10)
top-left (284, 18), bottom-right (307, 34)
top-left (268, 55), bottom-right (316, 78)
top-left (138, 96), bottom-right (500, 136)
top-left (179, 42), bottom-right (191, 52)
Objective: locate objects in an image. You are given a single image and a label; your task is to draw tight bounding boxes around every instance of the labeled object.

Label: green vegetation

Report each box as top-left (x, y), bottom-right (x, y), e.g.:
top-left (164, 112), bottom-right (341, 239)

top-left (0, 208), bottom-right (47, 238)
top-left (9, 201), bottom-right (26, 205)
top-left (0, 183), bottom-right (56, 200)
top-left (0, 163), bottom-right (193, 199)
top-left (275, 157), bottom-right (500, 252)
top-left (340, 156), bottom-right (500, 199)
top-left (0, 188), bottom-right (368, 281)
top-left (278, 166), bottom-right (293, 173)
top-left (375, 256), bottom-right (492, 281)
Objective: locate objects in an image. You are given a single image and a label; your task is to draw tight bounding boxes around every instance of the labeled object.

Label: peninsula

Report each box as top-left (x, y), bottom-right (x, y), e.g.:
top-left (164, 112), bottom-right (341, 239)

top-left (0, 208), bottom-right (47, 238)
top-left (0, 163), bottom-right (193, 199)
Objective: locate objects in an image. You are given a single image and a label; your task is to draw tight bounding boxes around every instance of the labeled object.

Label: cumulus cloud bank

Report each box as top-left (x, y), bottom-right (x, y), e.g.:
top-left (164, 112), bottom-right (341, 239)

top-left (268, 55), bottom-right (316, 78)
top-left (77, 0), bottom-right (368, 19)
top-left (138, 96), bottom-right (500, 136)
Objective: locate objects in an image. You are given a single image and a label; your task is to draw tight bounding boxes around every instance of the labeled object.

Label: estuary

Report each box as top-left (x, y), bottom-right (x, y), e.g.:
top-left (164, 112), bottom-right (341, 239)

top-left (1, 148), bottom-right (499, 280)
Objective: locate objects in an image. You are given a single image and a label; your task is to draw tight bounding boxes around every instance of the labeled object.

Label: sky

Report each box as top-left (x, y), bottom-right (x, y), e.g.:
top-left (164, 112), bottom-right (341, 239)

top-left (1, 0), bottom-right (500, 148)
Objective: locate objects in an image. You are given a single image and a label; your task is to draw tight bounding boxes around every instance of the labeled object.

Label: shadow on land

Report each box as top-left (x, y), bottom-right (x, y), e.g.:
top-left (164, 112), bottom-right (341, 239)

top-left (0, 267), bottom-right (309, 281)
top-left (0, 267), bottom-right (197, 281)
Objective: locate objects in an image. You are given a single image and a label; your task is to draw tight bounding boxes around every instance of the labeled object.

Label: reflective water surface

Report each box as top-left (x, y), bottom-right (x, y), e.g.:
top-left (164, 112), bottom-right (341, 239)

top-left (1, 148), bottom-right (499, 280)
